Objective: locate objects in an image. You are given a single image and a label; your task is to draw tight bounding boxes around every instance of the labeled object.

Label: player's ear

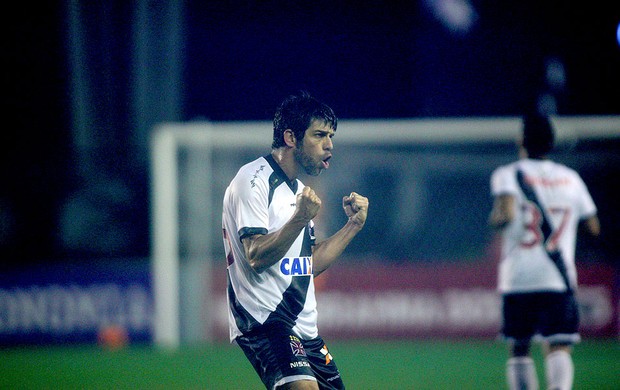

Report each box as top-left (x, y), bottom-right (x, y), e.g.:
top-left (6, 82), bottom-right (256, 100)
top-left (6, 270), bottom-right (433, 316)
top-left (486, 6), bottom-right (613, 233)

top-left (284, 130), bottom-right (296, 148)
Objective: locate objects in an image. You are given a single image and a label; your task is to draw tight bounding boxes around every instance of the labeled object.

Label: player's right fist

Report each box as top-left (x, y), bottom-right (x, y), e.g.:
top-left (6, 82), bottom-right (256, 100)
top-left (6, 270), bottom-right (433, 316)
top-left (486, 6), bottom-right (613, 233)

top-left (295, 186), bottom-right (321, 221)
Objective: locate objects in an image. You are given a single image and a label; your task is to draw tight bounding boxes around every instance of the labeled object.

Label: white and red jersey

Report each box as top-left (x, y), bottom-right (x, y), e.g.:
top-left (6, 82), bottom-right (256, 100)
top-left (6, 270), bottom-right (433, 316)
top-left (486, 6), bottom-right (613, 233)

top-left (490, 158), bottom-right (597, 294)
top-left (222, 154), bottom-right (317, 342)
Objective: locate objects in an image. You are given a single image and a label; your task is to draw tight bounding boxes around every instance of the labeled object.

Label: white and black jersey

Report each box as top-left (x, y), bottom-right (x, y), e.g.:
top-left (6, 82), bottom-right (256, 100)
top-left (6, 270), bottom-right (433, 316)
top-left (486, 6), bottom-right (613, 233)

top-left (222, 154), bottom-right (318, 342)
top-left (490, 158), bottom-right (597, 294)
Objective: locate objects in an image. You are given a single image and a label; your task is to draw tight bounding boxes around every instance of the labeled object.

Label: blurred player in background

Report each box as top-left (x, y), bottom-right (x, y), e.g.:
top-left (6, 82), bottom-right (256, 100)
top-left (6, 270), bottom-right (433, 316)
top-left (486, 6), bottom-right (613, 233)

top-left (489, 114), bottom-right (600, 390)
top-left (222, 91), bottom-right (369, 389)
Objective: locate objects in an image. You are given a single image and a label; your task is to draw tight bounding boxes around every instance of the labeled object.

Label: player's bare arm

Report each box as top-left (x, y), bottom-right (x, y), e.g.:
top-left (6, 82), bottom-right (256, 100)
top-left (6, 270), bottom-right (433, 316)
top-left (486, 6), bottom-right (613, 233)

top-left (243, 186), bottom-right (321, 273)
top-left (489, 193), bottom-right (514, 230)
top-left (312, 192), bottom-right (369, 277)
top-left (580, 214), bottom-right (601, 237)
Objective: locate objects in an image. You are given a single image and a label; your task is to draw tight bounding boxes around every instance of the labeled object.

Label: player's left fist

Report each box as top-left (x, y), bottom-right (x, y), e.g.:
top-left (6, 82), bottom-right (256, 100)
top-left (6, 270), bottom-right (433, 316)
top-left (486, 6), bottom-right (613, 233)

top-left (342, 192), bottom-right (368, 227)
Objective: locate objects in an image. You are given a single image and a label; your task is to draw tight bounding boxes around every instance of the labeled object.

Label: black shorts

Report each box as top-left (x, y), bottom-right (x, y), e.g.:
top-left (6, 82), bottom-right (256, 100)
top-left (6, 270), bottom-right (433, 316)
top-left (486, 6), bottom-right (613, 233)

top-left (236, 322), bottom-right (345, 390)
top-left (501, 291), bottom-right (580, 345)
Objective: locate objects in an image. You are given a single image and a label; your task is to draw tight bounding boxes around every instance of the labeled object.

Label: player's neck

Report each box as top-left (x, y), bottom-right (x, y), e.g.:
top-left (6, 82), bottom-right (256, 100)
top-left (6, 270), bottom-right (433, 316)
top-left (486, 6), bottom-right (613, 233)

top-left (520, 148), bottom-right (548, 160)
top-left (271, 148), bottom-right (298, 181)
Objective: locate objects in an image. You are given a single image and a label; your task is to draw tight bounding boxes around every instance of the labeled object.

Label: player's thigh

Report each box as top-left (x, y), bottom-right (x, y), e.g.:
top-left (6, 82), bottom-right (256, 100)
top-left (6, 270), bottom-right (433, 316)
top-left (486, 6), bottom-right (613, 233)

top-left (303, 337), bottom-right (345, 390)
top-left (502, 293), bottom-right (538, 340)
top-left (539, 292), bottom-right (579, 342)
top-left (236, 325), bottom-right (317, 389)
top-left (277, 380), bottom-right (319, 390)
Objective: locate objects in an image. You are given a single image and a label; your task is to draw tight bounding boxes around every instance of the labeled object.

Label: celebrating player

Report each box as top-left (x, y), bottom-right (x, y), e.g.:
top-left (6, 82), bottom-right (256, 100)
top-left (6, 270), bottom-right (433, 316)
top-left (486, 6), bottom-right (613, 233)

top-left (222, 91), bottom-right (369, 389)
top-left (489, 114), bottom-right (600, 390)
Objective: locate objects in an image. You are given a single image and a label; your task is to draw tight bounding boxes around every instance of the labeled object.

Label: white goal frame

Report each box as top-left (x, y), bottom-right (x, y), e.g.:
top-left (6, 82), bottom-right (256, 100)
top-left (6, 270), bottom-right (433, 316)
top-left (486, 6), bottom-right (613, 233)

top-left (150, 116), bottom-right (620, 348)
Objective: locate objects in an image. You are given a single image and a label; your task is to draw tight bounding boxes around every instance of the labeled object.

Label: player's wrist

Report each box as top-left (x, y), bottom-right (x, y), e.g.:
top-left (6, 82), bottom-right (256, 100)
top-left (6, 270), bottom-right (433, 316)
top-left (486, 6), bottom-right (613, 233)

top-left (345, 217), bottom-right (365, 231)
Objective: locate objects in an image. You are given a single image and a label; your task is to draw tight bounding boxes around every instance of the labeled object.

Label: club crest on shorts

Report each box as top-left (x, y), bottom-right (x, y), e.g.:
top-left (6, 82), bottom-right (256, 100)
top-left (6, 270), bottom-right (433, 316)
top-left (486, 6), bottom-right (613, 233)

top-left (289, 335), bottom-right (306, 357)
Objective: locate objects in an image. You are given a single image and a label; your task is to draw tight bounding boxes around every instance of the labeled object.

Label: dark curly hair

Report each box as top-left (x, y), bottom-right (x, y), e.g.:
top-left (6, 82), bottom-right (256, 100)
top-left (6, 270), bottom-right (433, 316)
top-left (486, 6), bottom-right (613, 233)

top-left (272, 91), bottom-right (337, 149)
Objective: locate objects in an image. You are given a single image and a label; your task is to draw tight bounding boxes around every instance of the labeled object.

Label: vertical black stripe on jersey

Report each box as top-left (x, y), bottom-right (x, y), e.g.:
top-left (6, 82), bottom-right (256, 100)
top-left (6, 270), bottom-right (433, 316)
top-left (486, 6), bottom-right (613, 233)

top-left (227, 270), bottom-right (261, 334)
top-left (265, 224), bottom-right (315, 328)
top-left (516, 169), bottom-right (573, 292)
top-left (517, 170), bottom-right (553, 240)
top-left (300, 223), bottom-right (314, 257)
top-left (229, 156), bottom-right (313, 335)
top-left (228, 224), bottom-right (315, 333)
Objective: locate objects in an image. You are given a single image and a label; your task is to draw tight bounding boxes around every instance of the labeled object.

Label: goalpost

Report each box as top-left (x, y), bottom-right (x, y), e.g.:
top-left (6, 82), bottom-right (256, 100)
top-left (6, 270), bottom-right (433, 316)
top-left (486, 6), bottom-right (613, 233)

top-left (150, 116), bottom-right (620, 348)
top-left (149, 121), bottom-right (272, 347)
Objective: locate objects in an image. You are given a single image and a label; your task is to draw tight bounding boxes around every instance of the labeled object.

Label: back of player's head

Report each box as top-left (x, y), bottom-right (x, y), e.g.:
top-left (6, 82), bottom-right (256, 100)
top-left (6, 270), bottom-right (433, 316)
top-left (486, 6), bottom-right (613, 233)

top-left (272, 91), bottom-right (337, 149)
top-left (522, 113), bottom-right (554, 158)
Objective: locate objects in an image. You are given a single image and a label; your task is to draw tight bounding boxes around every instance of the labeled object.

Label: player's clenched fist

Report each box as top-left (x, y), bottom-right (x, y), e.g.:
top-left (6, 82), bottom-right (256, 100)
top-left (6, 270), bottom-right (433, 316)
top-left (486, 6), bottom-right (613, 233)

top-left (342, 192), bottom-right (369, 227)
top-left (295, 186), bottom-right (322, 221)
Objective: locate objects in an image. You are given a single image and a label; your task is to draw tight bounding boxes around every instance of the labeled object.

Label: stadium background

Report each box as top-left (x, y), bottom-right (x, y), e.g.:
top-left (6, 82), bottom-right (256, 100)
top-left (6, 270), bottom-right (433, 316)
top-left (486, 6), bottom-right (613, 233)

top-left (3, 1), bottom-right (620, 387)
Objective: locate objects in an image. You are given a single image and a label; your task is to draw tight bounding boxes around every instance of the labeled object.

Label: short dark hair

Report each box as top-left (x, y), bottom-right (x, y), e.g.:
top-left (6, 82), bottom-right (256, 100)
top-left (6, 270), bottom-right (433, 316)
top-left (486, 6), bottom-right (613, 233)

top-left (272, 91), bottom-right (337, 149)
top-left (522, 114), bottom-right (554, 158)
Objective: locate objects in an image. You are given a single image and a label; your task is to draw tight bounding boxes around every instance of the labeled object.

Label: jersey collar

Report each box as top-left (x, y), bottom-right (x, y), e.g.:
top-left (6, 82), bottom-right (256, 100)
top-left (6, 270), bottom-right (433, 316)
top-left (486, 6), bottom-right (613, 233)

top-left (264, 154), bottom-right (298, 193)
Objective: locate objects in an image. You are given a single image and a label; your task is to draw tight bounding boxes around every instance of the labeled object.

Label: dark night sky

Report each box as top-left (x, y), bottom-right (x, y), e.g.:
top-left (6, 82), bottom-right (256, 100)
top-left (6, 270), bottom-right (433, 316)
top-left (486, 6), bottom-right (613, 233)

top-left (184, 1), bottom-right (620, 120)
top-left (4, 1), bottom-right (620, 263)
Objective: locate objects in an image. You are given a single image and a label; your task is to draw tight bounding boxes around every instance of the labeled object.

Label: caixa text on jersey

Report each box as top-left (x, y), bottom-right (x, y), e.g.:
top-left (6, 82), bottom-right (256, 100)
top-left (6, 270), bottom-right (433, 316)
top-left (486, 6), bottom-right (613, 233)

top-left (280, 257), bottom-right (312, 276)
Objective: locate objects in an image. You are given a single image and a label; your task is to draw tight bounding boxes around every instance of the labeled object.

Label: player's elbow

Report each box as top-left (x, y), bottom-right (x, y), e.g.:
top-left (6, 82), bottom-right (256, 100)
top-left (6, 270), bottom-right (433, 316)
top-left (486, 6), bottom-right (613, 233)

top-left (489, 195), bottom-right (514, 230)
top-left (584, 215), bottom-right (601, 237)
top-left (243, 236), bottom-right (270, 273)
top-left (489, 213), bottom-right (511, 230)
top-left (247, 256), bottom-right (270, 274)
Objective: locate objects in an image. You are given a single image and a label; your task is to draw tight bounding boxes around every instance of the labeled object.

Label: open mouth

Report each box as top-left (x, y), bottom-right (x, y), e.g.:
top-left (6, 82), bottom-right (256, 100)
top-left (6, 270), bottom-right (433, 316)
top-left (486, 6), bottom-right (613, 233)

top-left (322, 156), bottom-right (331, 169)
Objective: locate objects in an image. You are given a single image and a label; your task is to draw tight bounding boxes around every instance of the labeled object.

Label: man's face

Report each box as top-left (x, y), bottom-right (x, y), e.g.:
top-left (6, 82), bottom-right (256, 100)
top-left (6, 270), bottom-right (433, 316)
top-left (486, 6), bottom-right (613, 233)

top-left (294, 119), bottom-right (335, 176)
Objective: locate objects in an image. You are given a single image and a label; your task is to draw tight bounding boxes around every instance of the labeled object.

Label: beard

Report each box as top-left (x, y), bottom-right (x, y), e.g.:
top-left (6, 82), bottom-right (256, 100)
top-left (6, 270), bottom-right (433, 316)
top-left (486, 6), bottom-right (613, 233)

top-left (294, 146), bottom-right (323, 176)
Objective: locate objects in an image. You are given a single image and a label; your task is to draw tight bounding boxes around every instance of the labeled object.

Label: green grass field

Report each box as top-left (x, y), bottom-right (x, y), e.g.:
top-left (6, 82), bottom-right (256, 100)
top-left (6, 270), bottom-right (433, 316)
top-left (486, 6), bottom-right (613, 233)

top-left (1, 338), bottom-right (618, 389)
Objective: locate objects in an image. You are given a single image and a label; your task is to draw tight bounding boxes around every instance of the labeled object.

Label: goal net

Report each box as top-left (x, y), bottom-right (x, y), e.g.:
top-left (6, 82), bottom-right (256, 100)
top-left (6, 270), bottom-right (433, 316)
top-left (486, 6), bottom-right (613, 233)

top-left (150, 116), bottom-right (620, 347)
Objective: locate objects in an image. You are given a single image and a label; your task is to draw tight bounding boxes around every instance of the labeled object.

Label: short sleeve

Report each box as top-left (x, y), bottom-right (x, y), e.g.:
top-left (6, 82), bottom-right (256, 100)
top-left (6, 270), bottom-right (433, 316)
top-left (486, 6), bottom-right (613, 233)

top-left (573, 173), bottom-right (597, 219)
top-left (230, 171), bottom-right (270, 239)
top-left (490, 165), bottom-right (518, 197)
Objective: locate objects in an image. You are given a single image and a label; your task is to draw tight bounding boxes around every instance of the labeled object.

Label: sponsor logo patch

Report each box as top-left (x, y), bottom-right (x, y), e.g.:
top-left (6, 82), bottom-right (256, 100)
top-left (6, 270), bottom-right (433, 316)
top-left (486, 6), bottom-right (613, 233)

top-left (320, 344), bottom-right (333, 365)
top-left (280, 257), bottom-right (313, 276)
top-left (289, 361), bottom-right (311, 368)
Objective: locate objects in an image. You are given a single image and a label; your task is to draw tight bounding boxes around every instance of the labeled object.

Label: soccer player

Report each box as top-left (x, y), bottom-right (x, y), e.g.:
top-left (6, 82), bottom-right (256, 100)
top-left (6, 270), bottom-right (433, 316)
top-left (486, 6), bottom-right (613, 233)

top-left (222, 91), bottom-right (369, 389)
top-left (489, 114), bottom-right (600, 390)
